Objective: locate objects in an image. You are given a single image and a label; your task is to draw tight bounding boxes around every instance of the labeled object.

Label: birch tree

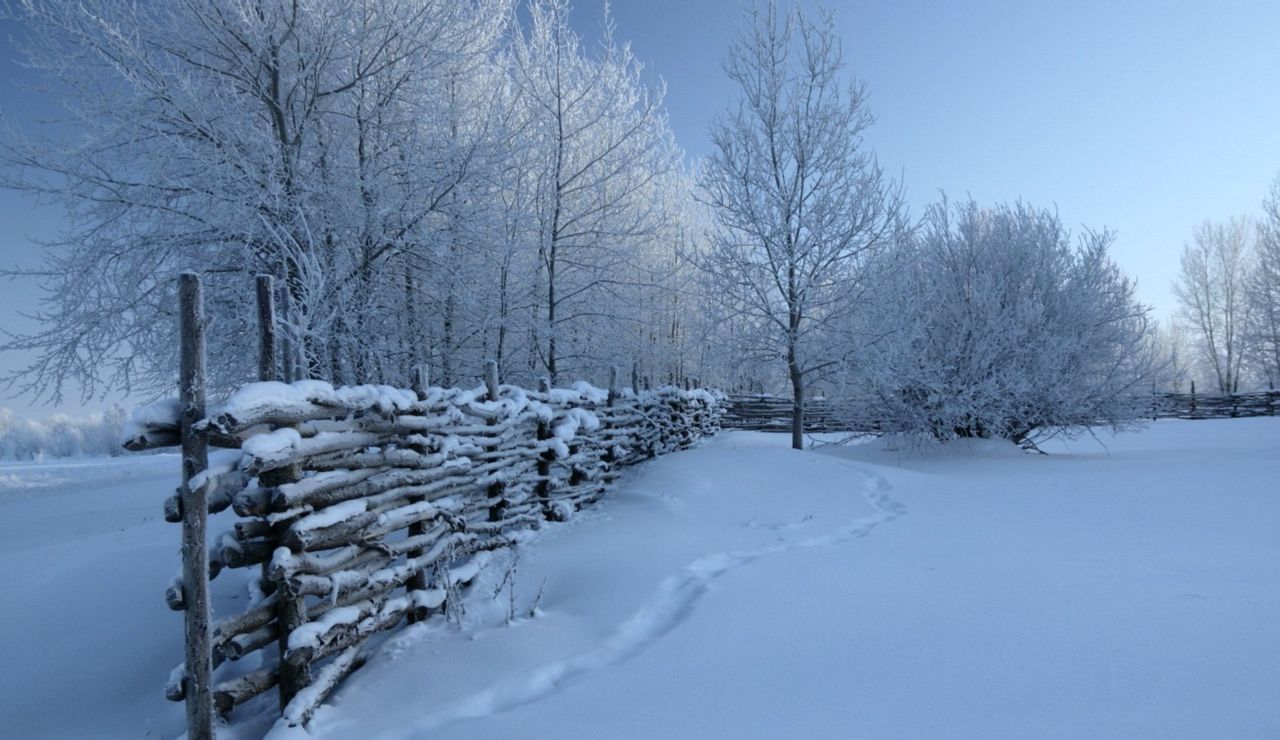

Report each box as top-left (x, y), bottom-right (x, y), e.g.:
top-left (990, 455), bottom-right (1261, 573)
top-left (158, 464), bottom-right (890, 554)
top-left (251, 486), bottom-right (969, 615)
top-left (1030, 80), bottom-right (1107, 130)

top-left (1247, 180), bottom-right (1280, 385)
top-left (698, 1), bottom-right (902, 449)
top-left (0, 0), bottom-right (511, 399)
top-left (1173, 217), bottom-right (1254, 393)
top-left (510, 0), bottom-right (681, 384)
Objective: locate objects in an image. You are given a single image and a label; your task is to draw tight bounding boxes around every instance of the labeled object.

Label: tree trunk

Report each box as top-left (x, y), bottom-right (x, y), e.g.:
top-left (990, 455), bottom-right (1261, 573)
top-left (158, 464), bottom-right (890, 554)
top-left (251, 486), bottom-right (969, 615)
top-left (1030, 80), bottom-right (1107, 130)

top-left (788, 344), bottom-right (804, 450)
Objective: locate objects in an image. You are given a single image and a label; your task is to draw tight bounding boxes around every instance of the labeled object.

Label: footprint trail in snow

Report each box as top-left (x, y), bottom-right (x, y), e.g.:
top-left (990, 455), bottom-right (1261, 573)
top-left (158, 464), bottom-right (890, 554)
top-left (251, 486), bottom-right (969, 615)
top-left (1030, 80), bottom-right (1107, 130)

top-left (372, 465), bottom-right (906, 739)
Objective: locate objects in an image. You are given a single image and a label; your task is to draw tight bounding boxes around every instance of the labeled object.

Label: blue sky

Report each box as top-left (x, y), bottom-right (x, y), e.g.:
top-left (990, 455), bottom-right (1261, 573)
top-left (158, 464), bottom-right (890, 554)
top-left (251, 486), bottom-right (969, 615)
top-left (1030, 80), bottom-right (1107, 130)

top-left (1, 1), bottom-right (1278, 415)
top-left (577, 0), bottom-right (1280, 313)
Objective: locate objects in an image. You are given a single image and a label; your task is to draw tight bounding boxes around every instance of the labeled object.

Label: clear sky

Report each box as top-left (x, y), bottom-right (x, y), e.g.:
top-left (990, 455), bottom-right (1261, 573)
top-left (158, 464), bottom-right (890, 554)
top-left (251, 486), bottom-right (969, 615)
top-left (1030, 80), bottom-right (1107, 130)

top-left (1, 0), bottom-right (1278, 416)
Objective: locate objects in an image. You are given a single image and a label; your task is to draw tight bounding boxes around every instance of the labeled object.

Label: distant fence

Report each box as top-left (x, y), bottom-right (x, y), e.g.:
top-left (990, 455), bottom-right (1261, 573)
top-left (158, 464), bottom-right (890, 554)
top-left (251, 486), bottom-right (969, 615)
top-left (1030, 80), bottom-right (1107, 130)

top-left (127, 273), bottom-right (724, 738)
top-left (1151, 391), bottom-right (1280, 420)
top-left (723, 391), bottom-right (1280, 433)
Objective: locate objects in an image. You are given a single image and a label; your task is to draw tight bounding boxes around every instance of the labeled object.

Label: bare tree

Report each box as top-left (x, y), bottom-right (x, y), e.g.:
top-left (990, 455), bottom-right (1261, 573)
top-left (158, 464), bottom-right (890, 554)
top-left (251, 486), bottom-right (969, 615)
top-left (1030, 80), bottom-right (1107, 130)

top-left (698, 1), bottom-right (902, 449)
top-left (1173, 217), bottom-right (1254, 393)
top-left (510, 0), bottom-right (681, 384)
top-left (0, 0), bottom-right (514, 398)
top-left (1247, 179), bottom-right (1280, 386)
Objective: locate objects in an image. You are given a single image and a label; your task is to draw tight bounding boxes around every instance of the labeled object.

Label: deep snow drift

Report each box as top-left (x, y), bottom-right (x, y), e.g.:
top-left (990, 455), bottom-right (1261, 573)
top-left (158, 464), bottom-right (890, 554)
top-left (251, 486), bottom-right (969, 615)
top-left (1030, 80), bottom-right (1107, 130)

top-left (0, 419), bottom-right (1276, 739)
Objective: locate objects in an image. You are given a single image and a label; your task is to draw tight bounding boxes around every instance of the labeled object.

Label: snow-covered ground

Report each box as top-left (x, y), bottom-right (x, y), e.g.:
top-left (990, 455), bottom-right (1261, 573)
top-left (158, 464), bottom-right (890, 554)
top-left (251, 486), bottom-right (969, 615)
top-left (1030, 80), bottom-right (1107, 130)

top-left (1, 419), bottom-right (1277, 739)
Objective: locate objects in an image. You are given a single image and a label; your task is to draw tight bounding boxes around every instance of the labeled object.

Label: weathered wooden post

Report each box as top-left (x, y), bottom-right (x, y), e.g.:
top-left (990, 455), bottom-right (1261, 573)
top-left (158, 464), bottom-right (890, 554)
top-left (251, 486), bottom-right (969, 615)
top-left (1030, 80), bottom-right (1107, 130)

top-left (484, 360), bottom-right (500, 402)
top-left (270, 461), bottom-right (309, 709)
top-left (485, 360), bottom-right (506, 522)
top-left (411, 364), bottom-right (429, 400)
top-left (1190, 380), bottom-right (1197, 418)
top-left (256, 275), bottom-right (277, 382)
top-left (607, 366), bottom-right (618, 406)
top-left (276, 282), bottom-right (295, 383)
top-left (407, 363), bottom-right (430, 622)
top-left (178, 272), bottom-right (214, 740)
top-left (631, 363), bottom-right (639, 395)
top-left (536, 377), bottom-right (554, 518)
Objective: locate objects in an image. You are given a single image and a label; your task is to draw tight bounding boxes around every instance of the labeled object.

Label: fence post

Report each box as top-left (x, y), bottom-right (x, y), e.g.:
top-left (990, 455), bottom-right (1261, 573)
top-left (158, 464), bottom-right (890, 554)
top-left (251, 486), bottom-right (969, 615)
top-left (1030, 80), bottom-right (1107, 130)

top-left (411, 364), bottom-right (429, 400)
top-left (178, 272), bottom-right (214, 740)
top-left (485, 359), bottom-right (500, 402)
top-left (256, 275), bottom-right (277, 382)
top-left (406, 363), bottom-right (430, 622)
top-left (631, 363), bottom-right (639, 395)
top-left (536, 377), bottom-right (554, 518)
top-left (268, 462), bottom-right (309, 709)
top-left (276, 282), bottom-right (295, 383)
top-left (485, 360), bottom-right (506, 521)
top-left (607, 366), bottom-right (618, 406)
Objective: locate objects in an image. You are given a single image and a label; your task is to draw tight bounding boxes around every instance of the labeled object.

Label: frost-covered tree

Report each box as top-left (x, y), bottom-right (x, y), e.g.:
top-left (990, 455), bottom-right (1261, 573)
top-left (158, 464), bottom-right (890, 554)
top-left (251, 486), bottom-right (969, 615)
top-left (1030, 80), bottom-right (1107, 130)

top-left (0, 0), bottom-right (513, 399)
top-left (509, 0), bottom-right (682, 384)
top-left (1247, 180), bottom-right (1280, 386)
top-left (849, 199), bottom-right (1157, 443)
top-left (1173, 217), bottom-right (1254, 393)
top-left (1, 0), bottom-right (706, 402)
top-left (698, 1), bottom-right (902, 449)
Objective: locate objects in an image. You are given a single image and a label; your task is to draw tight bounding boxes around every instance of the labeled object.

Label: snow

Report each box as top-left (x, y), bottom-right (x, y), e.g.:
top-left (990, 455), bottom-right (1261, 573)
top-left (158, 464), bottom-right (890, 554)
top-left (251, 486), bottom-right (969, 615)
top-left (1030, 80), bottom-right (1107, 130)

top-left (552, 407), bottom-right (601, 442)
top-left (291, 499), bottom-right (367, 533)
top-left (1, 419), bottom-right (1277, 739)
top-left (119, 397), bottom-right (182, 445)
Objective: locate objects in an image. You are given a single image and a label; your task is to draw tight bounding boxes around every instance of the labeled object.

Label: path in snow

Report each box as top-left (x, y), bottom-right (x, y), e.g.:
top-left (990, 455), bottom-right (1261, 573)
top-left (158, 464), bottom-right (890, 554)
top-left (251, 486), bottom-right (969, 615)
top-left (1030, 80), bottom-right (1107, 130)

top-left (358, 465), bottom-right (905, 737)
top-left (296, 421), bottom-right (1280, 740)
top-left (286, 434), bottom-right (900, 739)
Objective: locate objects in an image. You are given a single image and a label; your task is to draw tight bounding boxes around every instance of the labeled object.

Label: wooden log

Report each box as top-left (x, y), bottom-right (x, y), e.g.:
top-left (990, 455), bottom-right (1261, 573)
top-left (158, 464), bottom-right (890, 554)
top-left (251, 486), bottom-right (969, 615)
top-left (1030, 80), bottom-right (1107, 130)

top-left (211, 592), bottom-right (279, 648)
top-left (219, 622), bottom-right (277, 662)
top-left (291, 556), bottom-right (490, 672)
top-left (290, 531), bottom-right (510, 607)
top-left (220, 534), bottom-right (276, 569)
top-left (213, 665), bottom-right (278, 717)
top-left (123, 427), bottom-right (180, 451)
top-left (283, 510), bottom-right (379, 552)
top-left (283, 641), bottom-right (365, 727)
top-left (277, 281), bottom-right (295, 384)
top-left (178, 272), bottom-right (214, 740)
top-left (283, 598), bottom-right (381, 667)
top-left (256, 274), bottom-right (277, 382)
top-left (273, 465), bottom-right (452, 511)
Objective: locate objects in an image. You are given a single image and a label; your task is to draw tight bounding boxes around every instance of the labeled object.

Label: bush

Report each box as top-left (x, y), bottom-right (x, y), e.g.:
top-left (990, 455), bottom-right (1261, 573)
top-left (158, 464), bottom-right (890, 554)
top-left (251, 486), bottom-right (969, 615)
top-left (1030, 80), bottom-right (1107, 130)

top-left (0, 406), bottom-right (129, 461)
top-left (849, 199), bottom-right (1158, 442)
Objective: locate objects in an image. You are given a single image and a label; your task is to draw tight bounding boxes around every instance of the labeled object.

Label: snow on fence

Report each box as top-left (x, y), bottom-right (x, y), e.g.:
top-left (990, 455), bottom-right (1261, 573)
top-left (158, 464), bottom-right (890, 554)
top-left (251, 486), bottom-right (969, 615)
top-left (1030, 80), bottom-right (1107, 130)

top-left (125, 273), bottom-right (724, 738)
top-left (722, 390), bottom-right (1280, 433)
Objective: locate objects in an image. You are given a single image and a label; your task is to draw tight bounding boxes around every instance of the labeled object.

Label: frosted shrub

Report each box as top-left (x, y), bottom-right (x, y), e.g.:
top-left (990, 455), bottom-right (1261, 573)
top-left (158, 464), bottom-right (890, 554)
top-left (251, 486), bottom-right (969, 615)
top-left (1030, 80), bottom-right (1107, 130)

top-left (851, 199), bottom-right (1158, 442)
top-left (0, 406), bottom-right (129, 461)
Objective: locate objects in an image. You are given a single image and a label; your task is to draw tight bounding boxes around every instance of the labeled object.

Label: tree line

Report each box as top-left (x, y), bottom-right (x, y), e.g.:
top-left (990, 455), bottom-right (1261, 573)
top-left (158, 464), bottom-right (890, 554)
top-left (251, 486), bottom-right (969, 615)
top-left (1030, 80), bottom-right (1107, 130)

top-left (1, 0), bottom-right (696, 399)
top-left (3, 0), bottom-right (1189, 448)
top-left (1168, 187), bottom-right (1280, 394)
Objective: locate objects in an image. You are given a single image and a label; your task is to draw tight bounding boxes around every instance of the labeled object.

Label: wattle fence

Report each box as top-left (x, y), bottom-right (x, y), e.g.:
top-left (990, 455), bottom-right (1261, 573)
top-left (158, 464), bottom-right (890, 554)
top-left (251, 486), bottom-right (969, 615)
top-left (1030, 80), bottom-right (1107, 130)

top-left (722, 390), bottom-right (1280, 432)
top-left (127, 273), bottom-right (724, 738)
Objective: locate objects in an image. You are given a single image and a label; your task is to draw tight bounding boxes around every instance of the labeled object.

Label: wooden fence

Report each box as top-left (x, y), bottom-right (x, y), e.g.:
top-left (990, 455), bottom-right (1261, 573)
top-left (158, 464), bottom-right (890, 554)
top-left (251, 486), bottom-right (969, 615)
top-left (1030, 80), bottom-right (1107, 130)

top-left (722, 391), bottom-right (1280, 433)
top-left (126, 273), bottom-right (724, 738)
